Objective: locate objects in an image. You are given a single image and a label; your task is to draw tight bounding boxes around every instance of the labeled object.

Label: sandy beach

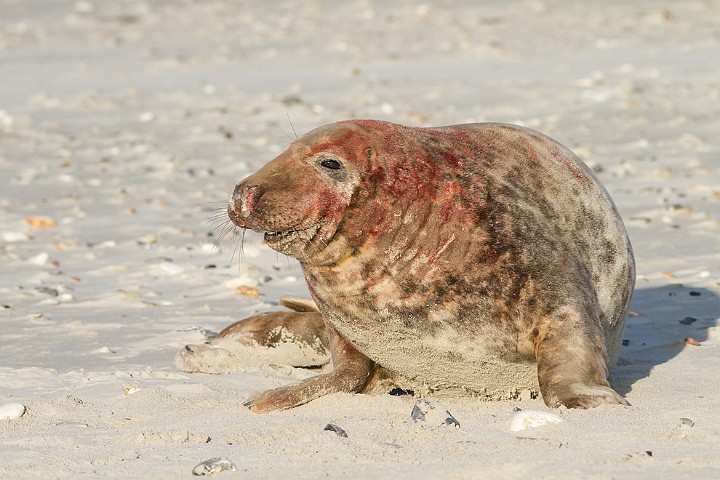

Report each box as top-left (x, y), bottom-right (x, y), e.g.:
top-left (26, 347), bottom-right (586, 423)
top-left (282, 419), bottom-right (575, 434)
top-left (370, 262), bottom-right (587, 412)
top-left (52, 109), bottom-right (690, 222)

top-left (1, 1), bottom-right (719, 478)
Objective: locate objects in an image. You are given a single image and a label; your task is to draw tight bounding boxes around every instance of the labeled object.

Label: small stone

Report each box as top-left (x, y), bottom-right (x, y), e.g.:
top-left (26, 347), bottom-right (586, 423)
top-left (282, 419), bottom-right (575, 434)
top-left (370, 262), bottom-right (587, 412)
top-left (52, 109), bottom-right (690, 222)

top-left (138, 111), bottom-right (155, 122)
top-left (680, 417), bottom-right (694, 427)
top-left (509, 410), bottom-right (562, 432)
top-left (688, 291), bottom-right (701, 297)
top-left (74, 1), bottom-right (94, 13)
top-left (36, 286), bottom-right (59, 297)
top-left (323, 423), bottom-right (348, 437)
top-left (159, 262), bottom-right (183, 274)
top-left (388, 387), bottom-right (415, 396)
top-left (0, 403), bottom-right (26, 420)
top-left (137, 234), bottom-right (159, 248)
top-left (123, 385), bottom-right (140, 396)
top-left (36, 298), bottom-right (60, 306)
top-left (192, 457), bottom-right (237, 476)
top-left (58, 293), bottom-right (74, 302)
top-left (1, 231), bottom-right (30, 242)
top-left (28, 252), bottom-right (50, 265)
top-left (200, 243), bottom-right (217, 253)
top-left (235, 286), bottom-right (260, 298)
top-left (411, 399), bottom-right (460, 428)
top-left (93, 346), bottom-right (115, 354)
top-left (685, 337), bottom-right (701, 346)
top-left (380, 102), bottom-right (394, 114)
top-left (26, 216), bottom-right (56, 229)
top-left (679, 317), bottom-right (697, 325)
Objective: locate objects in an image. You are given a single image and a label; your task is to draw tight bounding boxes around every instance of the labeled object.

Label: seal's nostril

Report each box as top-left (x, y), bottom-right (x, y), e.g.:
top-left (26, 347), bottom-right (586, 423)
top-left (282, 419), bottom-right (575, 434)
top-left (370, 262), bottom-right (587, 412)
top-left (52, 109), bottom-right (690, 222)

top-left (232, 183), bottom-right (263, 215)
top-left (242, 184), bottom-right (256, 213)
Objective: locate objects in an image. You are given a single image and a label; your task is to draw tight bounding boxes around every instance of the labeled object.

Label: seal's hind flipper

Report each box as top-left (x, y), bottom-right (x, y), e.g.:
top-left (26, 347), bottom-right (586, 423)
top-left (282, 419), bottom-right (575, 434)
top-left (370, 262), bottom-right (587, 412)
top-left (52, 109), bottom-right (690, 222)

top-left (176, 309), bottom-right (329, 374)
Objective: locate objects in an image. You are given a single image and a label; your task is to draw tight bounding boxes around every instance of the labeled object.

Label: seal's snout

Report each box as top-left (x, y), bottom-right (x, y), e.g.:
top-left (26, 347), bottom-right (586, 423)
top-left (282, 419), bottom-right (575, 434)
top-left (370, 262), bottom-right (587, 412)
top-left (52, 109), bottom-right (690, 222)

top-left (228, 182), bottom-right (263, 228)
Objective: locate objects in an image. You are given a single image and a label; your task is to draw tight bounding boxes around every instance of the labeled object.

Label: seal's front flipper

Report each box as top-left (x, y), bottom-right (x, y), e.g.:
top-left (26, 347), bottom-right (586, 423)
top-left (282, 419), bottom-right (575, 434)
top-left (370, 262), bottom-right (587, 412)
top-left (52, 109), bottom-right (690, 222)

top-left (246, 324), bottom-right (374, 413)
top-left (534, 306), bottom-right (628, 409)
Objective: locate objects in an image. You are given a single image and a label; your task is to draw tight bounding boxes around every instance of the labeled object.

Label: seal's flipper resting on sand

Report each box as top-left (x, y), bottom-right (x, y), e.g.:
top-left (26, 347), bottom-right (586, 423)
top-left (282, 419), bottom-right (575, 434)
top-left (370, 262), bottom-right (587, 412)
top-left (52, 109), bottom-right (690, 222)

top-left (176, 299), bottom-right (329, 373)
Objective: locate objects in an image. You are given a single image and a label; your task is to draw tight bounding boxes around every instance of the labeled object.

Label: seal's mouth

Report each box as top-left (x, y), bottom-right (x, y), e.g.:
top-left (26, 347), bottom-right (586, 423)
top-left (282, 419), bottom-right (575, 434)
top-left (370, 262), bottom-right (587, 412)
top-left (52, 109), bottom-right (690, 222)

top-left (262, 224), bottom-right (322, 248)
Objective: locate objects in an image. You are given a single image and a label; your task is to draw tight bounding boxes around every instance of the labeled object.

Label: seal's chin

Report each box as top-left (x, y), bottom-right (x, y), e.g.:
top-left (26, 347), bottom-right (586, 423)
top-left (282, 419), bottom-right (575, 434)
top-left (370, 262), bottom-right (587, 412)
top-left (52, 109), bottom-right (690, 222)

top-left (262, 223), bottom-right (322, 255)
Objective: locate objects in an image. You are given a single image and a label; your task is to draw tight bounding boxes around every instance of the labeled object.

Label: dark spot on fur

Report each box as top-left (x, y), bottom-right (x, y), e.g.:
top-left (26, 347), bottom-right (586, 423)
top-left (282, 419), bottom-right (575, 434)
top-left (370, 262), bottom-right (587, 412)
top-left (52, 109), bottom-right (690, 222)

top-left (401, 279), bottom-right (419, 295)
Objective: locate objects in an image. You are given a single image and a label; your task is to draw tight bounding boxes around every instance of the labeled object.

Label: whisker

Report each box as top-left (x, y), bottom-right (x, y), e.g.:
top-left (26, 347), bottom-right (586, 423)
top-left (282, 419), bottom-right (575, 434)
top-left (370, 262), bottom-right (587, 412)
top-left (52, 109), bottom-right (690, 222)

top-left (210, 219), bottom-right (229, 233)
top-left (230, 234), bottom-right (241, 267)
top-left (286, 109), bottom-right (298, 139)
top-left (216, 223), bottom-right (236, 243)
top-left (206, 214), bottom-right (229, 225)
top-left (240, 228), bottom-right (246, 264)
top-left (206, 213), bottom-right (227, 220)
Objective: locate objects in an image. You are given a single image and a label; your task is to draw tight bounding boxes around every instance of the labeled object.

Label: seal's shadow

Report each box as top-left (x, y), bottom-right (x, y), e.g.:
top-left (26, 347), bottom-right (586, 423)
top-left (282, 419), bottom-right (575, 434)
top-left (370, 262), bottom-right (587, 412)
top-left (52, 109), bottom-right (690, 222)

top-left (611, 284), bottom-right (719, 396)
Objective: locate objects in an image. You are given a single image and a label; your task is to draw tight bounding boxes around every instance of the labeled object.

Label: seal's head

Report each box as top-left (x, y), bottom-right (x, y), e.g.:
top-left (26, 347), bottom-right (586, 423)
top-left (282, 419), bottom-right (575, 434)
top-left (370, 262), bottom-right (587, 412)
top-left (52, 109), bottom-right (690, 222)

top-left (228, 122), bottom-right (364, 264)
top-left (229, 120), bottom-right (438, 265)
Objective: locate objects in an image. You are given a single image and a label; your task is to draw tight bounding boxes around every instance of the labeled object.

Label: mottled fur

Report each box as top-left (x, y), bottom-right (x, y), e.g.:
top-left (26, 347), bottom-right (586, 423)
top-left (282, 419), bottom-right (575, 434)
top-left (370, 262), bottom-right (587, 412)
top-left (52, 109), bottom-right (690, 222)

top-left (208, 120), bottom-right (634, 412)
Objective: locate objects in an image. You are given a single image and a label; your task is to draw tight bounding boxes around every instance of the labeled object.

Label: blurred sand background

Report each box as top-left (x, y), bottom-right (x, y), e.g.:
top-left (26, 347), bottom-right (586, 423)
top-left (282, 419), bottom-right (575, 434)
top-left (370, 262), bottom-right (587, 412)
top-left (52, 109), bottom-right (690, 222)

top-left (1, 1), bottom-right (719, 478)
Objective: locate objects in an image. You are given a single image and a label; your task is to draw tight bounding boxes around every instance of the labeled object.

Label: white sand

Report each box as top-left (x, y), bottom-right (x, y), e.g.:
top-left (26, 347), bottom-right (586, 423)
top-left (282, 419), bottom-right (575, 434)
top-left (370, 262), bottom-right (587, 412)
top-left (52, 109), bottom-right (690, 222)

top-left (1, 1), bottom-right (719, 478)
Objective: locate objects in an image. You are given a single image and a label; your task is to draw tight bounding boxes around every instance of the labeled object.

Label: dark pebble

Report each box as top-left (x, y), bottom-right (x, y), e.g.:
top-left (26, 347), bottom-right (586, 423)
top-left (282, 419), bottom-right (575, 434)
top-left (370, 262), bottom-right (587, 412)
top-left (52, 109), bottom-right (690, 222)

top-left (410, 404), bottom-right (425, 422)
top-left (679, 317), bottom-right (697, 325)
top-left (622, 339), bottom-right (630, 346)
top-left (410, 399), bottom-right (460, 428)
top-left (324, 423), bottom-right (348, 438)
top-left (35, 287), bottom-right (59, 297)
top-left (689, 291), bottom-right (701, 296)
top-left (388, 387), bottom-right (415, 396)
top-left (204, 264), bottom-right (217, 269)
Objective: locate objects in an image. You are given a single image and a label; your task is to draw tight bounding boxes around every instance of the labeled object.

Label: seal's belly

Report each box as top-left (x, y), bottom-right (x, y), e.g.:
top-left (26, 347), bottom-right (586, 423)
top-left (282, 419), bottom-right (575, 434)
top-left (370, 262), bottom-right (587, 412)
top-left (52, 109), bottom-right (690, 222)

top-left (327, 309), bottom-right (540, 399)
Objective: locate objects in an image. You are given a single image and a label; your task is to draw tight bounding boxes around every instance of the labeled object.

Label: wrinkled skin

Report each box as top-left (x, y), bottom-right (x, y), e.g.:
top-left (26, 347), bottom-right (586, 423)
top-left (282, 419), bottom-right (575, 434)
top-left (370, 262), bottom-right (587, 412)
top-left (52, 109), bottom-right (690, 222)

top-left (209, 120), bottom-right (635, 412)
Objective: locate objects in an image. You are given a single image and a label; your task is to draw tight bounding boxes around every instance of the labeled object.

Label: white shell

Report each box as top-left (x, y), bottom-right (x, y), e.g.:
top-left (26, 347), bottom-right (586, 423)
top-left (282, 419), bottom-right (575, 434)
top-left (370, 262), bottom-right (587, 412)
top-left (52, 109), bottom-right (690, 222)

top-left (192, 457), bottom-right (237, 476)
top-left (0, 403), bottom-right (26, 420)
top-left (509, 410), bottom-right (562, 432)
top-left (0, 231), bottom-right (29, 242)
top-left (159, 262), bottom-right (183, 274)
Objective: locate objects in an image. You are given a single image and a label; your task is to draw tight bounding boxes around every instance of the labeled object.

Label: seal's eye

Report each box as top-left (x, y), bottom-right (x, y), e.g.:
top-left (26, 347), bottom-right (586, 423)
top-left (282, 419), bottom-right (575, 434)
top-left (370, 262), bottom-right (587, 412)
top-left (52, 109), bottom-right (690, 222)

top-left (320, 158), bottom-right (342, 170)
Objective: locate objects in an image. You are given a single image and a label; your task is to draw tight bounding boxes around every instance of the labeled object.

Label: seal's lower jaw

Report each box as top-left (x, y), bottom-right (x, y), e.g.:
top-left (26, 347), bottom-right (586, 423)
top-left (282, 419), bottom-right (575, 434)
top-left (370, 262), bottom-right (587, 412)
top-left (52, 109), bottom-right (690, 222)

top-left (263, 224), bottom-right (322, 256)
